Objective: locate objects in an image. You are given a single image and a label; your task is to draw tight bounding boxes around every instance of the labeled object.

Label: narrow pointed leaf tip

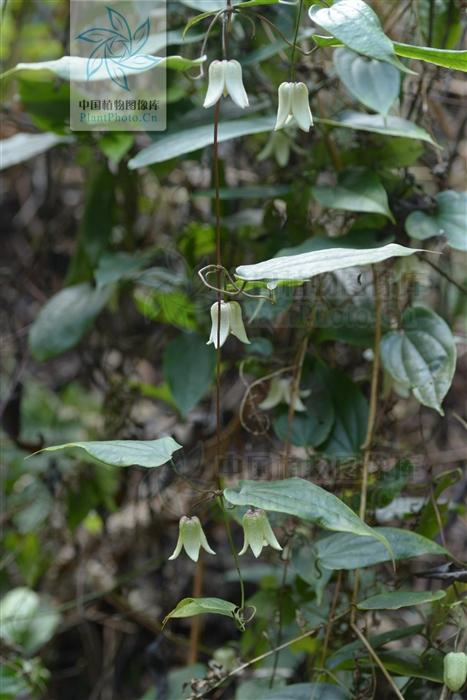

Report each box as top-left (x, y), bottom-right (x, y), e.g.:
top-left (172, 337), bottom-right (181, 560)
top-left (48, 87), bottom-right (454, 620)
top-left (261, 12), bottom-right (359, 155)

top-left (30, 437), bottom-right (182, 468)
top-left (235, 243), bottom-right (422, 282)
top-left (223, 478), bottom-right (393, 555)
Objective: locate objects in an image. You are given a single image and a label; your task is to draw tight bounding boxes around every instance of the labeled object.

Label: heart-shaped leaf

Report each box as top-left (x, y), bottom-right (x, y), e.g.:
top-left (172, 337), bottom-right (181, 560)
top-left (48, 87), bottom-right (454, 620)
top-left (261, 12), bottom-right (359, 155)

top-left (380, 306), bottom-right (456, 414)
top-left (236, 243), bottom-right (420, 282)
top-left (309, 0), bottom-right (406, 71)
top-left (313, 168), bottom-right (394, 220)
top-left (405, 190), bottom-right (467, 251)
top-left (334, 48), bottom-right (400, 115)
top-left (34, 437), bottom-right (182, 468)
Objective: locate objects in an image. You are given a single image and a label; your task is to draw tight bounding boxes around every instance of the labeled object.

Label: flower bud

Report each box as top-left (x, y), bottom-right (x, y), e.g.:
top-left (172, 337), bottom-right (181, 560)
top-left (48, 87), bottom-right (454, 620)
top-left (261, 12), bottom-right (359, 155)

top-left (443, 651), bottom-right (467, 692)
top-left (275, 81), bottom-right (313, 133)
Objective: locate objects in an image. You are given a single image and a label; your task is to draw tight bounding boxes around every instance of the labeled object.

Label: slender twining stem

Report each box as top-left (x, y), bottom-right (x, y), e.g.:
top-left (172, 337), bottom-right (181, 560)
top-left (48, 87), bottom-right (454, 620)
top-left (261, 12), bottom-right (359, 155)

top-left (290, 0), bottom-right (304, 82)
top-left (318, 570), bottom-right (343, 678)
top-left (269, 554), bottom-right (290, 688)
top-left (188, 556), bottom-right (204, 664)
top-left (351, 624), bottom-right (405, 700)
top-left (207, 609), bottom-right (350, 696)
top-left (351, 266), bottom-right (382, 624)
top-left (219, 496), bottom-right (245, 611)
top-left (213, 99), bottom-right (223, 488)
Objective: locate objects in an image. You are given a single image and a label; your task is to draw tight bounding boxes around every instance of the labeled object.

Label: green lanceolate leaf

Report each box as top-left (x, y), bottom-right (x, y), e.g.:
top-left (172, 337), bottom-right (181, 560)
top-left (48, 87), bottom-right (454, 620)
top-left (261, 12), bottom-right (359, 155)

top-left (224, 478), bottom-right (390, 551)
top-left (314, 526), bottom-right (448, 570)
top-left (162, 597), bottom-right (238, 627)
top-left (1, 54), bottom-right (206, 81)
top-left (380, 306), bottom-right (457, 414)
top-left (163, 334), bottom-right (216, 416)
top-left (405, 191), bottom-right (467, 251)
top-left (29, 283), bottom-right (112, 361)
top-left (357, 589), bottom-right (446, 610)
top-left (0, 132), bottom-right (73, 170)
top-left (309, 0), bottom-right (407, 71)
top-left (262, 683), bottom-right (350, 700)
top-left (128, 116), bottom-right (275, 167)
top-left (33, 437), bottom-right (182, 468)
top-left (333, 48), bottom-right (400, 116)
top-left (327, 624), bottom-right (424, 670)
top-left (313, 168), bottom-right (394, 221)
top-left (393, 42), bottom-right (467, 72)
top-left (235, 243), bottom-right (420, 282)
top-left (320, 111), bottom-right (438, 145)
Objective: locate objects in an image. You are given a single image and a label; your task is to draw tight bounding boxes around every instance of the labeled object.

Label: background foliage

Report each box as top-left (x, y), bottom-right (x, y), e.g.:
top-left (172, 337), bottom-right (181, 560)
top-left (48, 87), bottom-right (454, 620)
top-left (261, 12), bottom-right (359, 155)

top-left (1, 1), bottom-right (466, 699)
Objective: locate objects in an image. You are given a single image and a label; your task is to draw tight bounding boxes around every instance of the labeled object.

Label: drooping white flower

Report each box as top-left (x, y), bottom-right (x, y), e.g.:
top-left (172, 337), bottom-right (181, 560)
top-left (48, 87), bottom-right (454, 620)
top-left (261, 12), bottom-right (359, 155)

top-left (258, 131), bottom-right (291, 167)
top-left (207, 301), bottom-right (250, 349)
top-left (239, 508), bottom-right (282, 558)
top-left (275, 82), bottom-right (313, 132)
top-left (169, 516), bottom-right (216, 562)
top-left (203, 60), bottom-right (249, 109)
top-left (259, 376), bottom-right (310, 412)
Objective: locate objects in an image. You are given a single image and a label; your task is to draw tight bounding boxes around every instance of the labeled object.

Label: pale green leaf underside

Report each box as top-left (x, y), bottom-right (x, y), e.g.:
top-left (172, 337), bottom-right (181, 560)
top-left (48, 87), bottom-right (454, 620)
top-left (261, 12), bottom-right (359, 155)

top-left (236, 243), bottom-right (420, 282)
top-left (358, 590), bottom-right (446, 610)
top-left (313, 168), bottom-right (394, 220)
top-left (406, 191), bottom-right (467, 251)
top-left (314, 526), bottom-right (448, 570)
top-left (309, 0), bottom-right (404, 71)
top-left (224, 478), bottom-right (390, 551)
top-left (163, 597), bottom-right (237, 626)
top-left (320, 111), bottom-right (438, 146)
top-left (34, 437), bottom-right (182, 468)
top-left (1, 54), bottom-right (206, 82)
top-left (0, 132), bottom-right (74, 170)
top-left (380, 306), bottom-right (456, 414)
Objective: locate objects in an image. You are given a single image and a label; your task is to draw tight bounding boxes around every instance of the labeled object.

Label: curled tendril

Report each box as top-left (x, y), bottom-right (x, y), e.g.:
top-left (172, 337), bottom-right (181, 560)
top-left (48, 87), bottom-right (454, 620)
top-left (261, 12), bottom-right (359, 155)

top-left (198, 264), bottom-right (271, 301)
top-left (188, 9), bottom-right (227, 79)
top-left (237, 8), bottom-right (317, 56)
top-left (234, 605), bottom-right (256, 630)
top-left (239, 365), bottom-right (295, 435)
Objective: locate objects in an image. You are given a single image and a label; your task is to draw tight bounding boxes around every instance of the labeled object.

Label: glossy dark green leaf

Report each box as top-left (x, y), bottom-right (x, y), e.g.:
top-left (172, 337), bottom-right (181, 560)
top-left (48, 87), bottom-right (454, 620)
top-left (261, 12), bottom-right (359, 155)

top-left (318, 368), bottom-right (368, 458)
top-left (35, 437), bottom-right (182, 468)
top-left (224, 478), bottom-right (391, 549)
top-left (334, 48), bottom-right (400, 115)
top-left (313, 168), bottom-right (394, 221)
top-left (358, 589), bottom-right (446, 610)
top-left (163, 334), bottom-right (216, 416)
top-left (327, 624), bottom-right (424, 670)
top-left (405, 191), bottom-right (467, 251)
top-left (29, 283), bottom-right (111, 361)
top-left (314, 526), bottom-right (448, 570)
top-left (309, 0), bottom-right (405, 70)
top-left (377, 649), bottom-right (444, 682)
top-left (380, 306), bottom-right (457, 414)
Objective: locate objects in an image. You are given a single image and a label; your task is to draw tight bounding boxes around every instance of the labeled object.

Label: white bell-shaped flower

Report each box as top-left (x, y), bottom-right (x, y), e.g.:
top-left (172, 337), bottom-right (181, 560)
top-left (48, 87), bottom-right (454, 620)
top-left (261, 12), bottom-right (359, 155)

top-left (169, 516), bottom-right (216, 562)
top-left (207, 301), bottom-right (250, 349)
top-left (203, 60), bottom-right (249, 109)
top-left (239, 508), bottom-right (282, 558)
top-left (259, 376), bottom-right (310, 412)
top-left (275, 81), bottom-right (313, 132)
